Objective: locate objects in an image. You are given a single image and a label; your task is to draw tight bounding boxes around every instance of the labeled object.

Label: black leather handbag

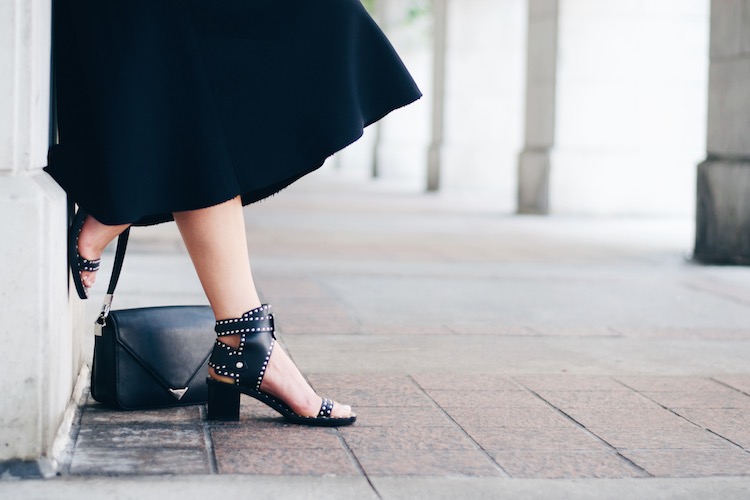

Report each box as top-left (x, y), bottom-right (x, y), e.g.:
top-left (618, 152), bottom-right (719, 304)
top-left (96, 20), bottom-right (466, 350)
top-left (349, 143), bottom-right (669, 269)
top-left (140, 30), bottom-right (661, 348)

top-left (90, 230), bottom-right (215, 410)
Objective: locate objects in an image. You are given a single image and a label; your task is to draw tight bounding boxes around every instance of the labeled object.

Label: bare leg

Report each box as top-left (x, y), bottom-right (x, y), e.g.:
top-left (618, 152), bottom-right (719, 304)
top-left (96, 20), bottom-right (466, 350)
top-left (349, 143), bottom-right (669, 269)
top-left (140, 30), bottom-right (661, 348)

top-left (77, 215), bottom-right (131, 289)
top-left (173, 196), bottom-right (352, 418)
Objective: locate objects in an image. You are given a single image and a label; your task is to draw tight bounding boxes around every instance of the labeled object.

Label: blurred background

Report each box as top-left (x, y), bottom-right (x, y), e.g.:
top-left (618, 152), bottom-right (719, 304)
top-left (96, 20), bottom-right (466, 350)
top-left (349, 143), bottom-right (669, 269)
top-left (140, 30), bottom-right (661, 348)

top-left (330, 0), bottom-right (710, 217)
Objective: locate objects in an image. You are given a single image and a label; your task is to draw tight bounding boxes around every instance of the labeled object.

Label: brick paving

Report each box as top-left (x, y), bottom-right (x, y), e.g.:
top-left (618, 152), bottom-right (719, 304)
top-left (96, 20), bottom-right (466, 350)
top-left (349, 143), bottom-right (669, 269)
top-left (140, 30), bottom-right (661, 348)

top-left (51, 175), bottom-right (750, 491)
top-left (61, 373), bottom-right (750, 479)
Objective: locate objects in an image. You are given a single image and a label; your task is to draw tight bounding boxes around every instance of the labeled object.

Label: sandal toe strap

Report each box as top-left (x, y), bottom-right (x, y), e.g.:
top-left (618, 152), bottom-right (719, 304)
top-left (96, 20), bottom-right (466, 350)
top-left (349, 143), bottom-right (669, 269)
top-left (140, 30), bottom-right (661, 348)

top-left (318, 398), bottom-right (334, 418)
top-left (78, 255), bottom-right (101, 272)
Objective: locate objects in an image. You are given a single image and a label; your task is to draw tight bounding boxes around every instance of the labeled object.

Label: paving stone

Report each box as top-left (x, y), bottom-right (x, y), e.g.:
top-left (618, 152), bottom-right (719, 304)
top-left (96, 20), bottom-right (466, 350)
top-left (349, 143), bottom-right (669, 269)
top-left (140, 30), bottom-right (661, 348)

top-left (363, 323), bottom-right (455, 335)
top-left (339, 426), bottom-right (475, 451)
top-left (322, 387), bottom-right (433, 407)
top-left (641, 389), bottom-right (750, 409)
top-left (465, 427), bottom-right (607, 452)
top-left (675, 408), bottom-right (749, 427)
top-left (709, 429), bottom-right (750, 449)
top-left (490, 451), bottom-right (647, 479)
top-left (76, 425), bottom-right (204, 449)
top-left (615, 376), bottom-right (727, 392)
top-left (446, 406), bottom-right (572, 429)
top-left (622, 448), bottom-right (750, 477)
top-left (277, 315), bottom-right (362, 335)
top-left (713, 375), bottom-right (750, 395)
top-left (674, 408), bottom-right (750, 448)
top-left (411, 373), bottom-right (522, 392)
top-left (426, 390), bottom-right (547, 408)
top-left (349, 406), bottom-right (454, 427)
top-left (80, 405), bottom-right (202, 425)
top-left (211, 426), bottom-right (340, 450)
top-left (70, 448), bottom-right (209, 475)
top-left (270, 298), bottom-right (353, 317)
top-left (613, 327), bottom-right (750, 340)
top-left (444, 323), bottom-right (535, 336)
top-left (307, 373), bottom-right (417, 391)
top-left (536, 390), bottom-right (662, 409)
top-left (527, 326), bottom-right (622, 337)
top-left (514, 375), bottom-right (628, 392)
top-left (354, 450), bottom-right (503, 477)
top-left (214, 447), bottom-right (361, 476)
top-left (254, 275), bottom-right (333, 300)
top-left (594, 425), bottom-right (734, 450)
top-left (562, 407), bottom-right (690, 430)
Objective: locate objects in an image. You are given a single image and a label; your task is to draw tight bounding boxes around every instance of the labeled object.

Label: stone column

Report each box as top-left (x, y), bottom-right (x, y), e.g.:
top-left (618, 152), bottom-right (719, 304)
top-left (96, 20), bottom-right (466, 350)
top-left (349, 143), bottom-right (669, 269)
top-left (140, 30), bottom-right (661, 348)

top-left (694, 0), bottom-right (750, 264)
top-left (438, 0), bottom-right (528, 210)
top-left (0, 0), bottom-right (83, 473)
top-left (330, 0), bottom-right (432, 189)
top-left (519, 0), bottom-right (709, 215)
top-left (518, 0), bottom-right (558, 214)
top-left (426, 0), bottom-right (447, 191)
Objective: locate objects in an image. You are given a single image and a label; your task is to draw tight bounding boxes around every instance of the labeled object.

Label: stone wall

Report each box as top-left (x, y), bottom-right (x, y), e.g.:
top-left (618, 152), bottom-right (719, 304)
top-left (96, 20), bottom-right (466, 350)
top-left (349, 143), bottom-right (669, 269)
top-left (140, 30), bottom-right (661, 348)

top-left (0, 0), bottom-right (84, 466)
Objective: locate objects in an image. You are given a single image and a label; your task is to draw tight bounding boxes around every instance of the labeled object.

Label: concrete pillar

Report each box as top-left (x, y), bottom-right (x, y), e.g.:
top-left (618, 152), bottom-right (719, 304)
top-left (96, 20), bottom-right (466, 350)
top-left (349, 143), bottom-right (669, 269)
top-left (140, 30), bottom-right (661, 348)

top-left (694, 0), bottom-right (750, 264)
top-left (518, 0), bottom-right (558, 214)
top-left (519, 0), bottom-right (710, 215)
top-left (0, 0), bottom-right (82, 474)
top-left (426, 0), bottom-right (447, 192)
top-left (332, 0), bottom-right (432, 189)
top-left (439, 0), bottom-right (527, 210)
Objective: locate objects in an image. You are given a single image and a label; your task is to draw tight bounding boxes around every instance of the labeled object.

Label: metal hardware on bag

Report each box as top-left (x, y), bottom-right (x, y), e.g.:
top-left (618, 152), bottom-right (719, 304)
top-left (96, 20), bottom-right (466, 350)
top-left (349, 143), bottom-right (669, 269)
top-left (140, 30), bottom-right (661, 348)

top-left (169, 388), bottom-right (189, 400)
top-left (94, 294), bottom-right (114, 336)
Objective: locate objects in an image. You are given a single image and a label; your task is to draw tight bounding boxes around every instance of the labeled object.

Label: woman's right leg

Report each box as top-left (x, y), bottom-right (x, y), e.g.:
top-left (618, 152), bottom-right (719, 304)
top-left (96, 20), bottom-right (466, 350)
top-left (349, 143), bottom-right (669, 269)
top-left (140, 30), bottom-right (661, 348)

top-left (173, 196), bottom-right (352, 419)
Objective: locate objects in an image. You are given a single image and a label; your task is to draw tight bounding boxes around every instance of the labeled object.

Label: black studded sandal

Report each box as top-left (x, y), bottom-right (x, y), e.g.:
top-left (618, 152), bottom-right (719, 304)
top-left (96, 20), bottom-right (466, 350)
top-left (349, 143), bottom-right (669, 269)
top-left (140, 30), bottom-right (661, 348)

top-left (206, 305), bottom-right (356, 427)
top-left (68, 208), bottom-right (101, 300)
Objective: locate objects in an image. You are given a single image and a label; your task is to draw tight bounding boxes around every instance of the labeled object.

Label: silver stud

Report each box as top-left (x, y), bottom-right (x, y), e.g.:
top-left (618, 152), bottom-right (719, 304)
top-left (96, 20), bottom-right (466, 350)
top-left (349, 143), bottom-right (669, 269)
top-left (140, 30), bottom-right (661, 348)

top-left (236, 361), bottom-right (244, 369)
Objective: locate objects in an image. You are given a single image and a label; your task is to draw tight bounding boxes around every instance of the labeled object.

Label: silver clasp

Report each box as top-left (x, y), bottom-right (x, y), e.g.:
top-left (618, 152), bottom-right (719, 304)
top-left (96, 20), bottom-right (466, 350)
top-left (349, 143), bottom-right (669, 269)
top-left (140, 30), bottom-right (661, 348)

top-left (94, 294), bottom-right (114, 336)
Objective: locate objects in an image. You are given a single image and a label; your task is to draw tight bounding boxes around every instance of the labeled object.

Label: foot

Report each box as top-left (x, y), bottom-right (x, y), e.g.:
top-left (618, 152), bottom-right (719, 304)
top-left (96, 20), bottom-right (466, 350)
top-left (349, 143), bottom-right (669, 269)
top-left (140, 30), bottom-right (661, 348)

top-left (209, 339), bottom-right (353, 419)
top-left (77, 215), bottom-right (131, 289)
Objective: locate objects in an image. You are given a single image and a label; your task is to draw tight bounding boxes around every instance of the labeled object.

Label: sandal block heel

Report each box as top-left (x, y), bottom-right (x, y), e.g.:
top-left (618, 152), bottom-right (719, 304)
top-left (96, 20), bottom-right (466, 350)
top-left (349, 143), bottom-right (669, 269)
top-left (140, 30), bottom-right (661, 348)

top-left (207, 378), bottom-right (241, 421)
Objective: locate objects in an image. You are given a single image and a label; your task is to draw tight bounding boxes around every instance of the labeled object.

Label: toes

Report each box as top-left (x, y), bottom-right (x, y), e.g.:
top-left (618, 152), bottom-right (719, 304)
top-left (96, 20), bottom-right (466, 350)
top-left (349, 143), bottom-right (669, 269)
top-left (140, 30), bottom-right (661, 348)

top-left (333, 402), bottom-right (353, 418)
top-left (81, 272), bottom-right (96, 287)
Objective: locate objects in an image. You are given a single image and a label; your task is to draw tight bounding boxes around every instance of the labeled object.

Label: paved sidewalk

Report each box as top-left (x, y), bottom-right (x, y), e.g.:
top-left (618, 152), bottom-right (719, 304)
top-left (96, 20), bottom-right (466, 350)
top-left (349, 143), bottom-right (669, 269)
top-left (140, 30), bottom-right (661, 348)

top-left (4, 173), bottom-right (750, 498)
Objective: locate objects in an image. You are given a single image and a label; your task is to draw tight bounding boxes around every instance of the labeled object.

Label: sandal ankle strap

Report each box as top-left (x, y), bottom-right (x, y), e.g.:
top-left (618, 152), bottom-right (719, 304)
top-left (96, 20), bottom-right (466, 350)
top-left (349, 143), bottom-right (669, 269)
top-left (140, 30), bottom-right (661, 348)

top-left (209, 304), bottom-right (276, 389)
top-left (215, 305), bottom-right (274, 337)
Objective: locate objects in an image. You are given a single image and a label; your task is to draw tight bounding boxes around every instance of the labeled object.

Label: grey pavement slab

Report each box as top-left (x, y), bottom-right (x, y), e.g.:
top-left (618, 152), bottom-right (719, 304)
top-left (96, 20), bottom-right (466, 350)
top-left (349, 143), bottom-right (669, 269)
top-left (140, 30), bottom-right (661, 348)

top-left (22, 174), bottom-right (750, 496)
top-left (6, 476), bottom-right (750, 500)
top-left (0, 476), bottom-right (379, 500)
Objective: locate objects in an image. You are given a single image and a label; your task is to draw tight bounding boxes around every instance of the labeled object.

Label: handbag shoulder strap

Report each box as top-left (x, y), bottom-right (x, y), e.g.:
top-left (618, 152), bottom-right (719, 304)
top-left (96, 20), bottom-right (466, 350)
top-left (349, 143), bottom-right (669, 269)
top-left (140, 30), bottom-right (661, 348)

top-left (96, 228), bottom-right (131, 326)
top-left (107, 228), bottom-right (131, 295)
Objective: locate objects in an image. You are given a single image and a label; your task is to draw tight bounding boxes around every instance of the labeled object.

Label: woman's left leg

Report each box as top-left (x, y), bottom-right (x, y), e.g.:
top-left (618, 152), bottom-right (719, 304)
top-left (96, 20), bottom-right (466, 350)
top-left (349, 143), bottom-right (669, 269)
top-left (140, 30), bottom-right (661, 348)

top-left (173, 196), bottom-right (352, 418)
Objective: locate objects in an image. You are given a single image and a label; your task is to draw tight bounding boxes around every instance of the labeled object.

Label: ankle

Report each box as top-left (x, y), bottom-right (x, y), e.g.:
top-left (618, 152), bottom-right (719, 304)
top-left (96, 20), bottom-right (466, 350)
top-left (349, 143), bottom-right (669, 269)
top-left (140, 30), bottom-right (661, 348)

top-left (212, 301), bottom-right (263, 323)
top-left (208, 366), bottom-right (235, 384)
top-left (79, 215), bottom-right (130, 260)
top-left (77, 239), bottom-right (102, 262)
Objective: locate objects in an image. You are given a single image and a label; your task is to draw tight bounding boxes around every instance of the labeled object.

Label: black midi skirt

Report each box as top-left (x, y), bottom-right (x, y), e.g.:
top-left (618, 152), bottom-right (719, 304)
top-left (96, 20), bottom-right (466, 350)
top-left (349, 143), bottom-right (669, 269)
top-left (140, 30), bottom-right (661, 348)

top-left (46, 0), bottom-right (422, 226)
